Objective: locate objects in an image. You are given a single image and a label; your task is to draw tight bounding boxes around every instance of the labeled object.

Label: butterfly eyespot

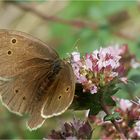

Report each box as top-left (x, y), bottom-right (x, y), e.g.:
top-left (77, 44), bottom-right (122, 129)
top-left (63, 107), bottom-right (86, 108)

top-left (23, 96), bottom-right (26, 100)
top-left (7, 50), bottom-right (12, 55)
top-left (11, 38), bottom-right (17, 44)
top-left (65, 87), bottom-right (70, 92)
top-left (15, 89), bottom-right (19, 93)
top-left (58, 95), bottom-right (62, 99)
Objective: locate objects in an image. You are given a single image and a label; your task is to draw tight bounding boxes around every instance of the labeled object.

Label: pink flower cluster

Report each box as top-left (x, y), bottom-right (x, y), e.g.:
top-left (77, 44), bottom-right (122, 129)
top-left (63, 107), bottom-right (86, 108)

top-left (89, 98), bottom-right (140, 139)
top-left (71, 44), bottom-right (127, 94)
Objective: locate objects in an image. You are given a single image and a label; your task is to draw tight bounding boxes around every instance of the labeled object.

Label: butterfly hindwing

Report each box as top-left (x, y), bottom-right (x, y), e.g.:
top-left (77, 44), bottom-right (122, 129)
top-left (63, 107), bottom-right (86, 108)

top-left (41, 62), bottom-right (75, 118)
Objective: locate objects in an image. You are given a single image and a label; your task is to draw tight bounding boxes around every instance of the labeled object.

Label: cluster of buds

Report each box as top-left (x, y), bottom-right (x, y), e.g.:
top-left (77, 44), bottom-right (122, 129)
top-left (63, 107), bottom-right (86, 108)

top-left (45, 118), bottom-right (92, 139)
top-left (71, 44), bottom-right (132, 94)
top-left (89, 98), bottom-right (140, 139)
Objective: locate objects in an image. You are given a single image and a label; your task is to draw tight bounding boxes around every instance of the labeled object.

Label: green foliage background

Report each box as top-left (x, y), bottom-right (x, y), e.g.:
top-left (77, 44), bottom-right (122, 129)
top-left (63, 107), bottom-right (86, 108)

top-left (0, 0), bottom-right (140, 139)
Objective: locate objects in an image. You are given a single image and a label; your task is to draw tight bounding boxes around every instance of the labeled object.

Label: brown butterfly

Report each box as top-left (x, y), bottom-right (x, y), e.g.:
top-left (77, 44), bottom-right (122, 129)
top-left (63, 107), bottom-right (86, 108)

top-left (0, 29), bottom-right (75, 130)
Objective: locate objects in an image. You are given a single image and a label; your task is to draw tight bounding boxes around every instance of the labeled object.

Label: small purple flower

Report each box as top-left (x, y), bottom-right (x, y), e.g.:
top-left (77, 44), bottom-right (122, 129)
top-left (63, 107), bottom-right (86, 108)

top-left (46, 118), bottom-right (93, 140)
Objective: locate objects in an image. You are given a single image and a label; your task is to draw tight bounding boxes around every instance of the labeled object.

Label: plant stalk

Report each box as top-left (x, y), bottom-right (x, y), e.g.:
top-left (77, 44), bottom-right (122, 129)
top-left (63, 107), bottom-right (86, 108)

top-left (6, 1), bottom-right (137, 41)
top-left (100, 96), bottom-right (127, 140)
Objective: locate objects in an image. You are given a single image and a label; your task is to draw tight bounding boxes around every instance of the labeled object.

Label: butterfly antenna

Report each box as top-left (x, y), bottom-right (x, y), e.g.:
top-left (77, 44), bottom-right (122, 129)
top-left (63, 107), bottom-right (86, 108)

top-left (73, 38), bottom-right (81, 52)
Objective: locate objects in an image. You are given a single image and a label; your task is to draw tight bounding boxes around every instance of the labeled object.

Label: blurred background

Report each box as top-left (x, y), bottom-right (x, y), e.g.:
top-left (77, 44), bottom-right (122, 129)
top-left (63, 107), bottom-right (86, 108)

top-left (0, 0), bottom-right (140, 139)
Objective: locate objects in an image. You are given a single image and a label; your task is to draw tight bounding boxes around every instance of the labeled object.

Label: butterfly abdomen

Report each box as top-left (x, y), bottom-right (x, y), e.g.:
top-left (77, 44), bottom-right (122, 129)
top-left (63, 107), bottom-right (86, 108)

top-left (37, 59), bottom-right (62, 99)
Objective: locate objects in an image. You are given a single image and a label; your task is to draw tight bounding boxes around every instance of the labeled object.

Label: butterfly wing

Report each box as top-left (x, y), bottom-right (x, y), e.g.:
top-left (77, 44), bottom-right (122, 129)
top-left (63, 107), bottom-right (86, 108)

top-left (0, 29), bottom-right (59, 130)
top-left (0, 62), bottom-right (48, 130)
top-left (0, 29), bottom-right (58, 77)
top-left (41, 61), bottom-right (75, 118)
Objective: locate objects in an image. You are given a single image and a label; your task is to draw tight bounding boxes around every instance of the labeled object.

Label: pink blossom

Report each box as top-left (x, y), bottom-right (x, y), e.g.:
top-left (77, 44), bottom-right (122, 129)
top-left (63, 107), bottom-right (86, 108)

top-left (85, 58), bottom-right (93, 70)
top-left (90, 85), bottom-right (98, 94)
top-left (89, 97), bottom-right (140, 139)
top-left (110, 72), bottom-right (118, 77)
top-left (134, 121), bottom-right (140, 137)
top-left (70, 44), bottom-right (128, 94)
top-left (77, 75), bottom-right (87, 83)
top-left (119, 99), bottom-right (133, 112)
top-left (120, 77), bottom-right (128, 84)
top-left (71, 52), bottom-right (80, 62)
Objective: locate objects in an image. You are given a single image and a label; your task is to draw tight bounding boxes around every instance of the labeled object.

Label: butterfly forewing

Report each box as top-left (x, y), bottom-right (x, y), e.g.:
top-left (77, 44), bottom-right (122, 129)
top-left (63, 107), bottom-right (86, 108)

top-left (0, 29), bottom-right (58, 77)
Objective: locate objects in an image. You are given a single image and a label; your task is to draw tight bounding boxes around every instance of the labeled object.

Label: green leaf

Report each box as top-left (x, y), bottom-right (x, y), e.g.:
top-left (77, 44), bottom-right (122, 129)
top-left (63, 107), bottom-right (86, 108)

top-left (130, 74), bottom-right (140, 83)
top-left (70, 84), bottom-right (102, 114)
top-left (104, 112), bottom-right (121, 121)
top-left (70, 82), bottom-right (120, 115)
top-left (104, 88), bottom-right (119, 106)
top-left (70, 83), bottom-right (119, 116)
top-left (118, 80), bottom-right (136, 94)
top-left (89, 105), bottom-right (102, 115)
top-left (104, 96), bottom-right (116, 106)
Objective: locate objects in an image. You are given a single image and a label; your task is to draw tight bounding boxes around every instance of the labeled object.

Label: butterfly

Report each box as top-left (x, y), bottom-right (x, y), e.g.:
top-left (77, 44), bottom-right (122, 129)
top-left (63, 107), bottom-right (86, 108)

top-left (0, 29), bottom-right (75, 130)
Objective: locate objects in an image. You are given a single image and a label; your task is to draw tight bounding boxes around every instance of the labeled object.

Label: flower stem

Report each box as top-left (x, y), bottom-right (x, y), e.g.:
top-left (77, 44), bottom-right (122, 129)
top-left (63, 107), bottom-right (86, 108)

top-left (100, 96), bottom-right (127, 140)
